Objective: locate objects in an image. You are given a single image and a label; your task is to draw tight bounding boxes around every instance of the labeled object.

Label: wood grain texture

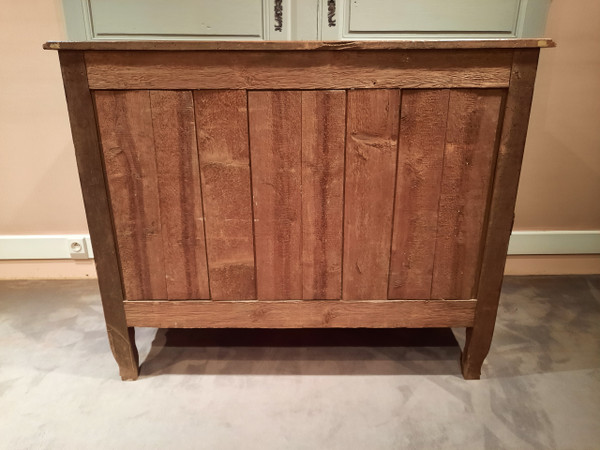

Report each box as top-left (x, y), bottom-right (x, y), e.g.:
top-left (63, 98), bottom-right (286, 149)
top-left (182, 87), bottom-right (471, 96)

top-left (59, 51), bottom-right (138, 380)
top-left (95, 90), bottom-right (167, 301)
top-left (84, 50), bottom-right (513, 90)
top-left (462, 50), bottom-right (540, 379)
top-left (388, 90), bottom-right (449, 299)
top-left (248, 91), bottom-right (303, 300)
top-left (45, 39), bottom-right (555, 51)
top-left (53, 44), bottom-right (550, 381)
top-left (194, 90), bottom-right (256, 300)
top-left (430, 89), bottom-right (504, 300)
top-left (150, 90), bottom-right (210, 300)
top-left (301, 91), bottom-right (346, 300)
top-left (124, 299), bottom-right (477, 328)
top-left (343, 89), bottom-right (400, 300)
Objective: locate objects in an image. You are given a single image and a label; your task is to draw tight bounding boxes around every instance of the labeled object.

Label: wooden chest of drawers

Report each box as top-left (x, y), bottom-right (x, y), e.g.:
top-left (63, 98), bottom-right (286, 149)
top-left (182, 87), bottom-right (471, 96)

top-left (46, 39), bottom-right (553, 380)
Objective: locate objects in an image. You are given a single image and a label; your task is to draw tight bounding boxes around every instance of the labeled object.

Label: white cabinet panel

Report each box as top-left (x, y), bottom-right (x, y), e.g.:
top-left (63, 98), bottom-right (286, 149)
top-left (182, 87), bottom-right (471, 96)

top-left (85, 0), bottom-right (265, 39)
top-left (90, 0), bottom-right (263, 38)
top-left (348, 0), bottom-right (520, 33)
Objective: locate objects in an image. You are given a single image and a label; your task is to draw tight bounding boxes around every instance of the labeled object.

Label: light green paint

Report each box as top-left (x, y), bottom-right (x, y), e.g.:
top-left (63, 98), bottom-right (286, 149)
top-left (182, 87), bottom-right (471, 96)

top-left (516, 0), bottom-right (552, 37)
top-left (62, 0), bottom-right (551, 41)
top-left (348, 0), bottom-right (520, 33)
top-left (62, 0), bottom-right (89, 40)
top-left (90, 0), bottom-right (264, 39)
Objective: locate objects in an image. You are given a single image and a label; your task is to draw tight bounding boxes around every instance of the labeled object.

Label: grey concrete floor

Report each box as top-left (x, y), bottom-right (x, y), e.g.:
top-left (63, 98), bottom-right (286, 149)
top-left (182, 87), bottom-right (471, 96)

top-left (0, 276), bottom-right (599, 449)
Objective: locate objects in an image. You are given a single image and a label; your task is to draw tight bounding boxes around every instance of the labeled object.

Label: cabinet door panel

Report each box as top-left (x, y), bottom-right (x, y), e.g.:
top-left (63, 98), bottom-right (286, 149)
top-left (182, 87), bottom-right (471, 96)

top-left (349, 0), bottom-right (520, 34)
top-left (88, 0), bottom-right (264, 39)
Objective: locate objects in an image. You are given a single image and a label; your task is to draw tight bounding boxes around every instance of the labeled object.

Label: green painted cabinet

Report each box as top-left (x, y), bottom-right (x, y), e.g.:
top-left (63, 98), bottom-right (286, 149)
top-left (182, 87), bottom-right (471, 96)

top-left (62, 0), bottom-right (551, 41)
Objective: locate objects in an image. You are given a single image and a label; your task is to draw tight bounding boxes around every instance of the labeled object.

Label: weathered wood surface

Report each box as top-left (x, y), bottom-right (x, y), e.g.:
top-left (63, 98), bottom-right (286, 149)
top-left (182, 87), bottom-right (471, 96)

top-left (343, 89), bottom-right (400, 300)
top-left (95, 90), bottom-right (168, 301)
top-left (194, 90), bottom-right (256, 300)
top-left (124, 299), bottom-right (477, 328)
top-left (150, 90), bottom-right (210, 300)
top-left (45, 39), bottom-right (555, 51)
top-left (96, 90), bottom-right (211, 301)
top-left (94, 86), bottom-right (508, 305)
top-left (301, 90), bottom-right (345, 300)
top-left (461, 49), bottom-right (540, 380)
top-left (84, 50), bottom-right (513, 90)
top-left (248, 91), bottom-right (303, 300)
top-left (388, 89), bottom-right (449, 299)
top-left (430, 89), bottom-right (504, 300)
top-left (59, 51), bottom-right (139, 380)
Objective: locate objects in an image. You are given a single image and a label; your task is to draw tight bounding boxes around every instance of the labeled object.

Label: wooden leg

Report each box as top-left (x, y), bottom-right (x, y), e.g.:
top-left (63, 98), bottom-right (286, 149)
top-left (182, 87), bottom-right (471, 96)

top-left (461, 327), bottom-right (487, 379)
top-left (107, 326), bottom-right (139, 381)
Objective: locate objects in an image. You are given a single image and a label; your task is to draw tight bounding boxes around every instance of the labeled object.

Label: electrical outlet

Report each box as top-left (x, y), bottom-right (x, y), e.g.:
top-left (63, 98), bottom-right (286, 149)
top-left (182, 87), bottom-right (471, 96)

top-left (68, 238), bottom-right (89, 259)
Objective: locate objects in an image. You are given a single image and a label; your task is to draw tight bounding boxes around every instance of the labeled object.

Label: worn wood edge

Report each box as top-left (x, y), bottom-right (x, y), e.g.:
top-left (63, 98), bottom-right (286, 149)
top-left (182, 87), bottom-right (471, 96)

top-left (58, 51), bottom-right (139, 380)
top-left (461, 48), bottom-right (540, 379)
top-left (124, 299), bottom-right (477, 328)
top-left (460, 349), bottom-right (480, 380)
top-left (44, 39), bottom-right (556, 51)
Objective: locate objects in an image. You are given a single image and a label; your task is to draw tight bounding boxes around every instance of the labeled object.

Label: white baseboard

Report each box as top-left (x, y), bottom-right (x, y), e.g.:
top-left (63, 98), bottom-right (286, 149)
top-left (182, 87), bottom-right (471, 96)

top-left (0, 231), bottom-right (598, 260)
top-left (0, 235), bottom-right (94, 260)
top-left (508, 230), bottom-right (600, 255)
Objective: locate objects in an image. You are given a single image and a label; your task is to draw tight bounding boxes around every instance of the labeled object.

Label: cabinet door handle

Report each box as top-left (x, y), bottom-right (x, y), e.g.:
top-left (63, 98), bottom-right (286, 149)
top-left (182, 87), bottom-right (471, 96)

top-left (274, 0), bottom-right (283, 32)
top-left (328, 0), bottom-right (337, 27)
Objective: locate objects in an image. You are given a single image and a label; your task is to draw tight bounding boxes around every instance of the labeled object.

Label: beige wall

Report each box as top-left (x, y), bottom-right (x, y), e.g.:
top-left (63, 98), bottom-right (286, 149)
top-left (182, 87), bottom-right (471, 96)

top-left (515, 0), bottom-right (600, 230)
top-left (0, 0), bottom-right (598, 277)
top-left (0, 0), bottom-right (88, 235)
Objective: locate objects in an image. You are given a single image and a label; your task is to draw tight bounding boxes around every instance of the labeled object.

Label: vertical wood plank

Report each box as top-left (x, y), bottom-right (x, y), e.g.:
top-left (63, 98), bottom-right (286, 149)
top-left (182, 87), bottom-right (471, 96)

top-left (388, 89), bottom-right (449, 299)
top-left (150, 90), bottom-right (210, 300)
top-left (343, 89), bottom-right (400, 300)
top-left (95, 90), bottom-right (167, 300)
top-left (248, 91), bottom-right (303, 300)
top-left (301, 91), bottom-right (346, 300)
top-left (462, 49), bottom-right (540, 379)
top-left (59, 51), bottom-right (138, 380)
top-left (194, 90), bottom-right (256, 300)
top-left (431, 89), bottom-right (504, 299)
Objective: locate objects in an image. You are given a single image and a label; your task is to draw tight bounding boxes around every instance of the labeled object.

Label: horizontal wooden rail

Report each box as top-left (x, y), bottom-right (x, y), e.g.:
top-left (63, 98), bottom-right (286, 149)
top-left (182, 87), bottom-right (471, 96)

top-left (84, 50), bottom-right (513, 90)
top-left (124, 299), bottom-right (477, 329)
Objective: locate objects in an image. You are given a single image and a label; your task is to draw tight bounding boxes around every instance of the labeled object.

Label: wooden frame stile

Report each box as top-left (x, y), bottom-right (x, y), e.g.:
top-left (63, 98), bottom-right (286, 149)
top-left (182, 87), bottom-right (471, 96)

top-left (461, 49), bottom-right (540, 379)
top-left (58, 51), bottom-right (139, 380)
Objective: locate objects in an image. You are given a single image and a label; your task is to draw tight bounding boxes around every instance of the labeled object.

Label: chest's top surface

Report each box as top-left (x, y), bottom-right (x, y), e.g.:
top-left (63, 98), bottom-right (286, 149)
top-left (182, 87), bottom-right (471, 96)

top-left (43, 39), bottom-right (554, 52)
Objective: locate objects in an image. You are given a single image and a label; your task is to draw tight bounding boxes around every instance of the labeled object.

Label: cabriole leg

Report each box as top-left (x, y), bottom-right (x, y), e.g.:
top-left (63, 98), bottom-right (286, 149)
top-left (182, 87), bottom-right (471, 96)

top-left (107, 326), bottom-right (139, 381)
top-left (460, 326), bottom-right (492, 380)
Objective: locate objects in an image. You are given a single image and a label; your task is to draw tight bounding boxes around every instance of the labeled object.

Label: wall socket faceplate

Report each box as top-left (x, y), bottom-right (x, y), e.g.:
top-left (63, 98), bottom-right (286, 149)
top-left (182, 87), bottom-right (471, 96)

top-left (67, 238), bottom-right (89, 259)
